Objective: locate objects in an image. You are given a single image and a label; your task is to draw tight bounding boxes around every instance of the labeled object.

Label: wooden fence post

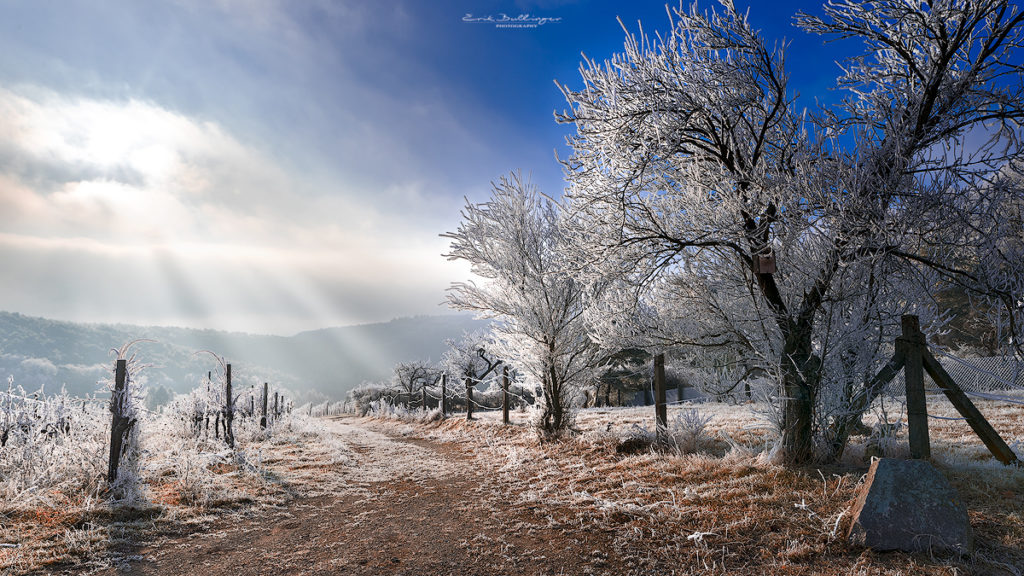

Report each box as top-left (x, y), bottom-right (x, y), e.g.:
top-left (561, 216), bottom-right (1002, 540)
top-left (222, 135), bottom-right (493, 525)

top-left (502, 365), bottom-right (510, 425)
top-left (107, 359), bottom-right (135, 486)
top-left (441, 373), bottom-right (447, 416)
top-left (422, 385), bottom-right (427, 411)
top-left (224, 364), bottom-right (234, 448)
top-left (261, 382), bottom-right (268, 429)
top-left (900, 315), bottom-right (931, 460)
top-left (274, 392), bottom-right (279, 419)
top-left (465, 376), bottom-right (473, 421)
top-left (654, 353), bottom-right (667, 441)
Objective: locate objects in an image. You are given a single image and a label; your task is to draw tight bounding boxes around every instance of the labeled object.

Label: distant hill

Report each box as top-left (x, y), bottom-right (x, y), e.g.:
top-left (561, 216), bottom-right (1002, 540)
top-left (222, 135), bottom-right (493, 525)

top-left (0, 312), bottom-right (488, 402)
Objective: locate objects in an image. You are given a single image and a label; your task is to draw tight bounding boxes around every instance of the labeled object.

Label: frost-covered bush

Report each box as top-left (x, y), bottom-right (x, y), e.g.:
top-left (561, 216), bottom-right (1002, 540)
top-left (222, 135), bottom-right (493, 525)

top-left (363, 398), bottom-right (443, 423)
top-left (0, 379), bottom-right (108, 509)
top-left (348, 382), bottom-right (393, 416)
top-left (614, 408), bottom-right (713, 456)
top-left (665, 408), bottom-right (713, 455)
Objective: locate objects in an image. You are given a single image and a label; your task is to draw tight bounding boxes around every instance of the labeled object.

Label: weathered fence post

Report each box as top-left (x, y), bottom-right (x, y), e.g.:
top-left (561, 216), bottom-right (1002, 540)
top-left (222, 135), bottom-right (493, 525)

top-left (274, 392), bottom-right (279, 419)
top-left (224, 363), bottom-right (234, 448)
top-left (465, 376), bottom-right (474, 421)
top-left (654, 353), bottom-right (667, 442)
top-left (899, 315), bottom-right (931, 460)
top-left (260, 382), bottom-right (268, 429)
top-left (502, 365), bottom-right (510, 425)
top-left (107, 359), bottom-right (135, 486)
top-left (441, 373), bottom-right (447, 416)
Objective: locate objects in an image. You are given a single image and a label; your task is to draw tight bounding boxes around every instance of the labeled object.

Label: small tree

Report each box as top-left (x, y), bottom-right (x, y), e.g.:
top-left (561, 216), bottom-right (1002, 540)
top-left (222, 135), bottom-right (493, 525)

top-left (441, 332), bottom-right (503, 420)
top-left (444, 173), bottom-right (597, 434)
top-left (391, 360), bottom-right (442, 408)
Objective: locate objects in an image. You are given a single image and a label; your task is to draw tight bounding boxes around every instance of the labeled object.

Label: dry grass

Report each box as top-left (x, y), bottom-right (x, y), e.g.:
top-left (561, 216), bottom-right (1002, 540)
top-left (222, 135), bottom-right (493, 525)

top-left (4, 393), bottom-right (1020, 575)
top-left (0, 413), bottom-right (348, 575)
top-left (387, 397), bottom-right (1024, 575)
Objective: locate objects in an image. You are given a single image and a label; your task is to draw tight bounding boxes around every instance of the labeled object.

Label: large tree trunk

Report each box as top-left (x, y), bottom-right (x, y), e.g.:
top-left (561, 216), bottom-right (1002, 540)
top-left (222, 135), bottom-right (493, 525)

top-left (778, 326), bottom-right (818, 464)
top-left (550, 363), bottom-right (563, 432)
top-left (539, 365), bottom-right (565, 435)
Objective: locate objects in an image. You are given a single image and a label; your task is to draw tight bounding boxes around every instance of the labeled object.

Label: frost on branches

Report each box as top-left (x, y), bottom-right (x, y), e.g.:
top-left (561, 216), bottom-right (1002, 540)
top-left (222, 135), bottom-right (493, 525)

top-left (391, 360), bottom-right (443, 408)
top-left (443, 174), bottom-right (597, 435)
top-left (440, 331), bottom-right (503, 420)
top-left (557, 0), bottom-right (1024, 463)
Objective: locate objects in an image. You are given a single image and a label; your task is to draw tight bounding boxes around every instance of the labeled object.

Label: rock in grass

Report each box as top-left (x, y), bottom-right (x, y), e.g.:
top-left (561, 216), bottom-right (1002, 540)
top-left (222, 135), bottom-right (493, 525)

top-left (846, 458), bottom-right (973, 555)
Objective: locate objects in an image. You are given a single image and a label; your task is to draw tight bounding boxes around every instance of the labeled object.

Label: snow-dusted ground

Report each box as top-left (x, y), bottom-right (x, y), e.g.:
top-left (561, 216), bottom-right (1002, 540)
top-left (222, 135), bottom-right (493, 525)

top-left (2, 392), bottom-right (1021, 575)
top-left (282, 417), bottom-right (459, 495)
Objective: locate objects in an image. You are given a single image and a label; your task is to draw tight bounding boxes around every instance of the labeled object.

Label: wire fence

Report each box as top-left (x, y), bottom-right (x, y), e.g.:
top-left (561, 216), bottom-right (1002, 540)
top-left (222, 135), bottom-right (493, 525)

top-left (884, 352), bottom-right (1024, 406)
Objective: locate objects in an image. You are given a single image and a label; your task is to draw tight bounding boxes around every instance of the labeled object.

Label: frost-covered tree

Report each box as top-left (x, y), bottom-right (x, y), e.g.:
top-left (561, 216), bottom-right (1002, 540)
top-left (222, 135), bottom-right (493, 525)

top-left (391, 360), bottom-right (442, 408)
top-left (557, 0), bottom-right (1024, 463)
top-left (440, 331), bottom-right (503, 419)
top-left (444, 174), bottom-right (597, 434)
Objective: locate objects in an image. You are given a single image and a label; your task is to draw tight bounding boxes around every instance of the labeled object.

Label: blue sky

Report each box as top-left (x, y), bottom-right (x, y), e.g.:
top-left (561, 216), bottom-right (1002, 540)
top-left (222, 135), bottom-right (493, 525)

top-left (0, 0), bottom-right (865, 335)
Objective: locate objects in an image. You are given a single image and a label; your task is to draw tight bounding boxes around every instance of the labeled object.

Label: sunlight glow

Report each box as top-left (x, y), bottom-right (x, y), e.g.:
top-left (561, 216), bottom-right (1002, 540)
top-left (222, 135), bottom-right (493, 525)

top-left (0, 86), bottom-right (459, 335)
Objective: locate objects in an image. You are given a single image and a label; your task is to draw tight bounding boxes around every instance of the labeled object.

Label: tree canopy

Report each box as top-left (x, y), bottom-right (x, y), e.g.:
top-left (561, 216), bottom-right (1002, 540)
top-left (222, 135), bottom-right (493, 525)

top-left (557, 0), bottom-right (1024, 462)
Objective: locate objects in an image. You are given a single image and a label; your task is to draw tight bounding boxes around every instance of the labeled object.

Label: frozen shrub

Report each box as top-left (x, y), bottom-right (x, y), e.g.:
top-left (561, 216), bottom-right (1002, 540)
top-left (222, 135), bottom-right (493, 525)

top-left (666, 408), bottom-right (713, 455)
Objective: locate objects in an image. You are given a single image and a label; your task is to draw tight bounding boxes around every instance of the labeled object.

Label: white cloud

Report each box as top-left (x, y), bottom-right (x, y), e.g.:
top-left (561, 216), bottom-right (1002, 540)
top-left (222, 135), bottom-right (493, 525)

top-left (0, 85), bottom-right (466, 333)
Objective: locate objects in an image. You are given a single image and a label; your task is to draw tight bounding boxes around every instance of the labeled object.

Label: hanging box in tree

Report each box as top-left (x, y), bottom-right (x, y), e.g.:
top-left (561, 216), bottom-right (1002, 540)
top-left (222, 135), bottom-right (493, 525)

top-left (756, 254), bottom-right (776, 274)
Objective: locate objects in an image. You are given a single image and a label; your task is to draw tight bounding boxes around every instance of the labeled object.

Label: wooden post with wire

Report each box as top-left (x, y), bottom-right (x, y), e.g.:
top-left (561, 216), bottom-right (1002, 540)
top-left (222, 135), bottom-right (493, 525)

top-left (898, 316), bottom-right (931, 460)
top-left (654, 353), bottom-right (667, 442)
top-left (502, 365), bottom-right (510, 425)
top-left (224, 363), bottom-right (235, 448)
top-left (441, 373), bottom-right (447, 416)
top-left (260, 382), bottom-right (268, 429)
top-left (858, 315), bottom-right (1020, 466)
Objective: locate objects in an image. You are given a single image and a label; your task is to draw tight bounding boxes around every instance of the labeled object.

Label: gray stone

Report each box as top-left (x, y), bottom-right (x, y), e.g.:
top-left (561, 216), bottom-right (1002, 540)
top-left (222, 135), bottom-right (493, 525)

top-left (846, 458), bottom-right (973, 554)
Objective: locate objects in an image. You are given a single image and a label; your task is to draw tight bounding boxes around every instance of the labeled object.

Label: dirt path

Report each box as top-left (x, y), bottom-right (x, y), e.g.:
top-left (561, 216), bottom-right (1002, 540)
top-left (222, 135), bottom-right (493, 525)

top-left (83, 416), bottom-right (622, 576)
